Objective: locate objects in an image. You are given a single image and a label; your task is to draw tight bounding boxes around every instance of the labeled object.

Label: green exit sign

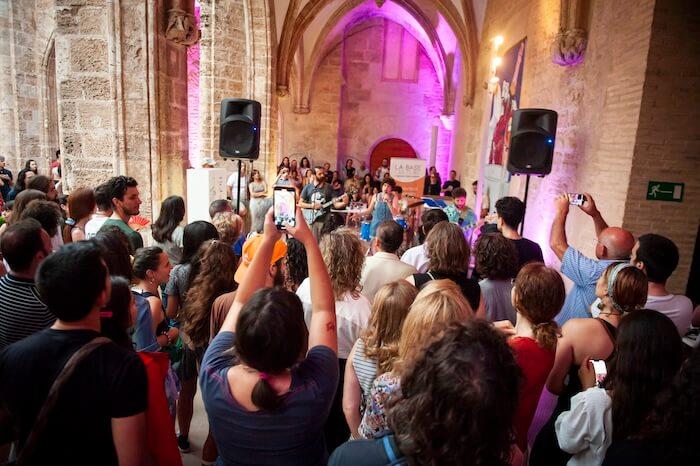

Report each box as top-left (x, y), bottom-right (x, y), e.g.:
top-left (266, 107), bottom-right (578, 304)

top-left (647, 181), bottom-right (684, 202)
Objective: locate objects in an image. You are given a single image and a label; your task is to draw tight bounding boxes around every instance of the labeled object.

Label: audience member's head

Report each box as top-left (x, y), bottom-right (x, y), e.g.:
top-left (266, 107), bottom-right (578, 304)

top-left (213, 211), bottom-right (244, 245)
top-left (92, 227), bottom-right (133, 279)
top-left (106, 176), bottom-right (140, 218)
top-left (26, 175), bottom-right (57, 201)
top-left (235, 287), bottom-right (308, 410)
top-left (250, 198), bottom-right (273, 234)
top-left (25, 159), bottom-right (38, 173)
top-left (132, 246), bottom-right (171, 286)
top-left (512, 263), bottom-right (564, 350)
top-left (180, 220), bottom-right (219, 265)
top-left (283, 238), bottom-right (308, 292)
top-left (94, 182), bottom-right (113, 214)
top-left (318, 212), bottom-right (345, 238)
top-left (426, 222), bottom-right (469, 274)
top-left (182, 240), bottom-right (238, 348)
top-left (632, 233), bottom-right (679, 284)
top-left (63, 187), bottom-right (96, 243)
top-left (9, 189), bottom-right (46, 225)
top-left (36, 242), bottom-right (109, 322)
top-left (595, 262), bottom-right (648, 314)
top-left (388, 320), bottom-right (520, 466)
top-left (20, 200), bottom-right (62, 237)
top-left (319, 228), bottom-right (364, 299)
top-left (399, 279), bottom-right (472, 368)
top-left (152, 195), bottom-right (185, 243)
top-left (596, 227), bottom-right (635, 260)
top-left (475, 232), bottom-right (519, 280)
top-left (235, 235), bottom-right (287, 287)
top-left (100, 276), bottom-right (136, 350)
top-left (362, 281), bottom-right (418, 374)
top-left (0, 219), bottom-right (51, 275)
top-left (604, 309), bottom-right (683, 441)
top-left (375, 220), bottom-right (404, 254)
top-left (15, 168), bottom-right (36, 192)
top-left (209, 199), bottom-right (232, 219)
top-left (418, 208), bottom-right (448, 244)
top-left (495, 196), bottom-right (525, 232)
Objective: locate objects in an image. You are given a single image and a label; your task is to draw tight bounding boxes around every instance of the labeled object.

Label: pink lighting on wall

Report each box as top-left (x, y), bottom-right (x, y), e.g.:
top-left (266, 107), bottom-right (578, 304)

top-left (187, 1), bottom-right (201, 168)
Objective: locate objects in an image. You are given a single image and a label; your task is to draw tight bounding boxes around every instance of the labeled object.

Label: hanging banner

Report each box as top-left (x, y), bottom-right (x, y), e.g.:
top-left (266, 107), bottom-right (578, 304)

top-left (390, 157), bottom-right (426, 199)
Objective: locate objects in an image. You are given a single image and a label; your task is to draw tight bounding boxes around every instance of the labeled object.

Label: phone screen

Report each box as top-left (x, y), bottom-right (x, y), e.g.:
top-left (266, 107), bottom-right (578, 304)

top-left (568, 193), bottom-right (585, 206)
top-left (592, 360), bottom-right (607, 387)
top-left (274, 187), bottom-right (296, 229)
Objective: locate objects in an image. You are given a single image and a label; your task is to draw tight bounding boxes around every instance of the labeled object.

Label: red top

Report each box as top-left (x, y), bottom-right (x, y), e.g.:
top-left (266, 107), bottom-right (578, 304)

top-left (509, 336), bottom-right (555, 453)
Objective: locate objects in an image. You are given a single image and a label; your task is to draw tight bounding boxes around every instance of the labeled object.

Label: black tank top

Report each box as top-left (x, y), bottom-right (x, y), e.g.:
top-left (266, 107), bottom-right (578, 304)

top-left (412, 270), bottom-right (481, 311)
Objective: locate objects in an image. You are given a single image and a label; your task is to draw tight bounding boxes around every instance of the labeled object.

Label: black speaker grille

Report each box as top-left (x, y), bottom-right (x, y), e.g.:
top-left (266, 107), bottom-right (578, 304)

top-left (221, 120), bottom-right (254, 156)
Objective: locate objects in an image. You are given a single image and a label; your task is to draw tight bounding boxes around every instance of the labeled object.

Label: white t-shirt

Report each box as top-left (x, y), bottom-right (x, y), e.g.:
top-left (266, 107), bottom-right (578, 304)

top-left (556, 387), bottom-right (613, 466)
top-left (84, 215), bottom-right (109, 239)
top-left (227, 173), bottom-right (248, 201)
top-left (645, 294), bottom-right (694, 336)
top-left (296, 278), bottom-right (371, 360)
top-left (400, 244), bottom-right (429, 273)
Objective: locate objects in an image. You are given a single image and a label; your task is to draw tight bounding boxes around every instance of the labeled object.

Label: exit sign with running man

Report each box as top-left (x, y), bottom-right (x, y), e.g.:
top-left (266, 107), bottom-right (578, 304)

top-left (646, 181), bottom-right (684, 202)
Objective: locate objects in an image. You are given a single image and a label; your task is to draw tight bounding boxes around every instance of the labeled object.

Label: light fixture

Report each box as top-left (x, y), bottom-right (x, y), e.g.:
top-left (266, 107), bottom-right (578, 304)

top-left (494, 36), bottom-right (504, 47)
top-left (484, 35), bottom-right (505, 94)
top-left (491, 56), bottom-right (503, 68)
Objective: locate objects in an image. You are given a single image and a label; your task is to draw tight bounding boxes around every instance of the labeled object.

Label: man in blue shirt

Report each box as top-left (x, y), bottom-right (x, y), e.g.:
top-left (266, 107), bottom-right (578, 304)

top-left (550, 193), bottom-right (635, 324)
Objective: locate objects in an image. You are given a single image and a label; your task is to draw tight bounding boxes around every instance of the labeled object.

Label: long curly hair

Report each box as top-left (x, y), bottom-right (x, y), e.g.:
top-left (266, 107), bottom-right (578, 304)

top-left (181, 240), bottom-right (238, 348)
top-left (283, 238), bottom-right (308, 292)
top-left (388, 320), bottom-right (521, 466)
top-left (319, 228), bottom-right (364, 299)
top-left (474, 232), bottom-right (519, 280)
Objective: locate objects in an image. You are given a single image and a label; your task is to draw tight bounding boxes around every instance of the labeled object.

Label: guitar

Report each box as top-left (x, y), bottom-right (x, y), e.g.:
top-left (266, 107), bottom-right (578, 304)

top-left (303, 193), bottom-right (348, 224)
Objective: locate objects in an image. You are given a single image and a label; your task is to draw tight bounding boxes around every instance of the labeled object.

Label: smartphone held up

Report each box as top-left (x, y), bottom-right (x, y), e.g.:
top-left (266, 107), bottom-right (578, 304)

top-left (273, 186), bottom-right (297, 230)
top-left (568, 193), bottom-right (585, 206)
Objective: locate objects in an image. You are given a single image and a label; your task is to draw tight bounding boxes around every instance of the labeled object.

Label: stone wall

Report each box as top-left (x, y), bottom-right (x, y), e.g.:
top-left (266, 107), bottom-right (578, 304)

top-left (623, 0), bottom-right (700, 293)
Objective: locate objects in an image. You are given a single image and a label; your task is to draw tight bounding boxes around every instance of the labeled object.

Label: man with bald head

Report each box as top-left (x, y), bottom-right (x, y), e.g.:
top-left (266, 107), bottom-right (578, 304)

top-left (550, 193), bottom-right (635, 324)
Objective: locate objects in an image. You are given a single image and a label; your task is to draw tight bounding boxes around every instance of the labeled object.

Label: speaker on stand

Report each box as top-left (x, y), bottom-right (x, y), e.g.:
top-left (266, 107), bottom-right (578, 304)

top-left (506, 109), bottom-right (558, 234)
top-left (219, 99), bottom-right (261, 213)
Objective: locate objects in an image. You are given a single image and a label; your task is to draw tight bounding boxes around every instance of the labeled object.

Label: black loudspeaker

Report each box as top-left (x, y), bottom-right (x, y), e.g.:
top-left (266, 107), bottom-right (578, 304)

top-left (219, 99), bottom-right (261, 159)
top-left (507, 108), bottom-right (558, 175)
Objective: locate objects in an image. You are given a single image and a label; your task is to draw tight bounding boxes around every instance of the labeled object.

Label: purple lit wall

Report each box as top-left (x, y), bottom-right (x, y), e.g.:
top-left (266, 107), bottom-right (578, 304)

top-left (187, 2), bottom-right (201, 168)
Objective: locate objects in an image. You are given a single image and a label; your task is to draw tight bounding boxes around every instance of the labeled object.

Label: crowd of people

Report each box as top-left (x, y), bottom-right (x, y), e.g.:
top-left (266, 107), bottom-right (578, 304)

top-left (0, 156), bottom-right (698, 466)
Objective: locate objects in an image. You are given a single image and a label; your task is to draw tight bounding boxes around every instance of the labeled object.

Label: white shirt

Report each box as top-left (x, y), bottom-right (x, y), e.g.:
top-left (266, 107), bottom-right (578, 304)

top-left (296, 278), bottom-right (371, 359)
top-left (84, 215), bottom-right (109, 239)
top-left (227, 172), bottom-right (248, 201)
top-left (645, 294), bottom-right (694, 336)
top-left (556, 387), bottom-right (613, 466)
top-left (375, 167), bottom-right (390, 181)
top-left (360, 252), bottom-right (417, 303)
top-left (400, 244), bottom-right (430, 273)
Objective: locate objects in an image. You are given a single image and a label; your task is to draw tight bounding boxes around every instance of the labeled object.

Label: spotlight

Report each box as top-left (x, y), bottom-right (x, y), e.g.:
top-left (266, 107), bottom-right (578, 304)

top-left (491, 56), bottom-right (503, 68)
top-left (494, 36), bottom-right (504, 46)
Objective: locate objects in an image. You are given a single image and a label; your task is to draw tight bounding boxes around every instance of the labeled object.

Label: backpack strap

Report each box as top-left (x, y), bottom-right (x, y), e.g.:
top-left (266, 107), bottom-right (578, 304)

top-left (16, 337), bottom-right (112, 465)
top-left (382, 435), bottom-right (406, 466)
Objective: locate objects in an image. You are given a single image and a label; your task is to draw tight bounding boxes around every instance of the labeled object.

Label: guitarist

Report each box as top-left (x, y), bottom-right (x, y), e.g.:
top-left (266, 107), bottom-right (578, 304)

top-left (299, 166), bottom-right (348, 239)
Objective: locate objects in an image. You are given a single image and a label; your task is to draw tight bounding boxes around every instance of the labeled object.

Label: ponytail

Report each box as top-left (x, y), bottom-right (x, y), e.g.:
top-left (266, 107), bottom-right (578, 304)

top-left (251, 376), bottom-right (285, 411)
top-left (532, 321), bottom-right (559, 350)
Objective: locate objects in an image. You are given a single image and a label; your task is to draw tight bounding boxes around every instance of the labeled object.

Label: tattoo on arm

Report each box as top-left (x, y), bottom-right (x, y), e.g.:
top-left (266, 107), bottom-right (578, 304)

top-left (326, 322), bottom-right (336, 332)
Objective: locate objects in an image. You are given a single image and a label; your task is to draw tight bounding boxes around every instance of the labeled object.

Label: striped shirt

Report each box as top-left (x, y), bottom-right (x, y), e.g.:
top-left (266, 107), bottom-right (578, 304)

top-left (352, 339), bottom-right (378, 399)
top-left (0, 275), bottom-right (55, 350)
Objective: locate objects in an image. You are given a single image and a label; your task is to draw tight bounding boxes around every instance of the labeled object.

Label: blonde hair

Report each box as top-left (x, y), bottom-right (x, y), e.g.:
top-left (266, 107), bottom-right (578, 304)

top-left (213, 211), bottom-right (243, 244)
top-left (361, 281), bottom-right (419, 374)
top-left (319, 228), bottom-right (365, 299)
top-left (397, 280), bottom-right (473, 370)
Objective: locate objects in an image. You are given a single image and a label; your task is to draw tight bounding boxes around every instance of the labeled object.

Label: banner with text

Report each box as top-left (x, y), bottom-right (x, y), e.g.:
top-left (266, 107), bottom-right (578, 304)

top-left (391, 157), bottom-right (426, 199)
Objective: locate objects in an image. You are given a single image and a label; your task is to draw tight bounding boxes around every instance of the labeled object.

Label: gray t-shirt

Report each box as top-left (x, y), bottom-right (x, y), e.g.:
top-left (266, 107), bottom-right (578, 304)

top-left (165, 263), bottom-right (191, 303)
top-left (479, 278), bottom-right (517, 325)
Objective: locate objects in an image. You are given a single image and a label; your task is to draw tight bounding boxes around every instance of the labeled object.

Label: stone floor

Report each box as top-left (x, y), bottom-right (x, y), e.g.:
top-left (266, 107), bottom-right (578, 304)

top-left (180, 390), bottom-right (210, 466)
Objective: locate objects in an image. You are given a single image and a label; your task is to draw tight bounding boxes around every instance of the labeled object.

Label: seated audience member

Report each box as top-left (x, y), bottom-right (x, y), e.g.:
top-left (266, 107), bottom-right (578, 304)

top-left (200, 208), bottom-right (339, 466)
top-left (360, 221), bottom-right (417, 302)
top-left (0, 220), bottom-right (53, 349)
top-left (62, 187), bottom-right (96, 243)
top-left (407, 221), bottom-right (484, 315)
top-left (84, 182), bottom-right (113, 239)
top-left (297, 228), bottom-right (371, 450)
top-left (209, 198), bottom-right (233, 219)
top-left (603, 345), bottom-right (700, 466)
top-left (631, 233), bottom-right (694, 335)
top-left (132, 247), bottom-right (178, 351)
top-left (0, 242), bottom-right (147, 465)
top-left (0, 189), bottom-right (45, 237)
top-left (100, 175), bottom-right (143, 253)
top-left (550, 193), bottom-right (635, 324)
top-left (6, 168), bottom-right (34, 201)
top-left (151, 195), bottom-right (186, 265)
top-left (0, 155), bottom-right (13, 201)
top-left (400, 208), bottom-right (448, 273)
top-left (441, 169), bottom-right (461, 196)
top-left (556, 310), bottom-right (683, 466)
top-left (495, 196), bottom-right (543, 270)
top-left (509, 263), bottom-right (565, 453)
top-left (26, 174), bottom-right (58, 201)
top-left (20, 199), bottom-right (63, 251)
top-left (358, 280), bottom-right (473, 439)
top-left (330, 320), bottom-right (519, 466)
top-left (342, 281), bottom-right (418, 438)
top-left (530, 263), bottom-right (648, 466)
top-left (283, 238), bottom-right (308, 292)
top-left (475, 232), bottom-right (520, 324)
top-left (210, 234), bottom-right (287, 338)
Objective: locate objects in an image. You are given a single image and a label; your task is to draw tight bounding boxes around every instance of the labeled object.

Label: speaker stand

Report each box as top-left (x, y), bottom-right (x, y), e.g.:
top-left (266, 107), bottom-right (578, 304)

top-left (236, 159), bottom-right (242, 214)
top-left (520, 174), bottom-right (531, 236)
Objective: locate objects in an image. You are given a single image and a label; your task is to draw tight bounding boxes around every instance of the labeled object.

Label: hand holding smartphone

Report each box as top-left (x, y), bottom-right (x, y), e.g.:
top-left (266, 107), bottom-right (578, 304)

top-left (273, 186), bottom-right (297, 230)
top-left (591, 359), bottom-right (607, 387)
top-left (568, 193), bottom-right (585, 206)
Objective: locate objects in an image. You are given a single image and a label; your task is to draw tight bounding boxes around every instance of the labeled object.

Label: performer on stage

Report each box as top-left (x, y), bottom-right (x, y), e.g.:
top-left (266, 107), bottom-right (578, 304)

top-left (299, 166), bottom-right (348, 239)
top-left (363, 178), bottom-right (400, 239)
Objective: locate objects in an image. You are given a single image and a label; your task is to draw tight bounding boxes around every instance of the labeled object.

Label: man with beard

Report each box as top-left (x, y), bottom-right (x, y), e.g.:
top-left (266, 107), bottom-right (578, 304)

top-left (299, 166), bottom-right (347, 239)
top-left (208, 235), bottom-right (287, 337)
top-left (99, 176), bottom-right (143, 253)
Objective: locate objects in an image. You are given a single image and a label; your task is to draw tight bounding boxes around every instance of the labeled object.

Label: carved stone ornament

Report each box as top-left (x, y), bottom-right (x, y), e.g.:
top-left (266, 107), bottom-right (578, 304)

top-left (166, 8), bottom-right (201, 46)
top-left (551, 28), bottom-right (587, 66)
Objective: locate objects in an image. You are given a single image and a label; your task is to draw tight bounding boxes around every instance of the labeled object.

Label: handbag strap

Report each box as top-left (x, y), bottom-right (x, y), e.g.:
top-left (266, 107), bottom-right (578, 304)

top-left (16, 336), bottom-right (111, 465)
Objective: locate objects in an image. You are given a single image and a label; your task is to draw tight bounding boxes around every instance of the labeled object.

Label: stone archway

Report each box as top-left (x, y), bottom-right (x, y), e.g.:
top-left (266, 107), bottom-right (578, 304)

top-left (369, 138), bottom-right (417, 175)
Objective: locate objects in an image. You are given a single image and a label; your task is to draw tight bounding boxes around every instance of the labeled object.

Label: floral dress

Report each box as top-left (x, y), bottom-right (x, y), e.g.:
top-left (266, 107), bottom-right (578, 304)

top-left (358, 372), bottom-right (401, 439)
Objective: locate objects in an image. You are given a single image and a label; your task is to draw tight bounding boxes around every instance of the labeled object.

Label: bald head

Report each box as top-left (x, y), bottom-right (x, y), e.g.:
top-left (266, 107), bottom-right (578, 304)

top-left (597, 227), bottom-right (635, 260)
